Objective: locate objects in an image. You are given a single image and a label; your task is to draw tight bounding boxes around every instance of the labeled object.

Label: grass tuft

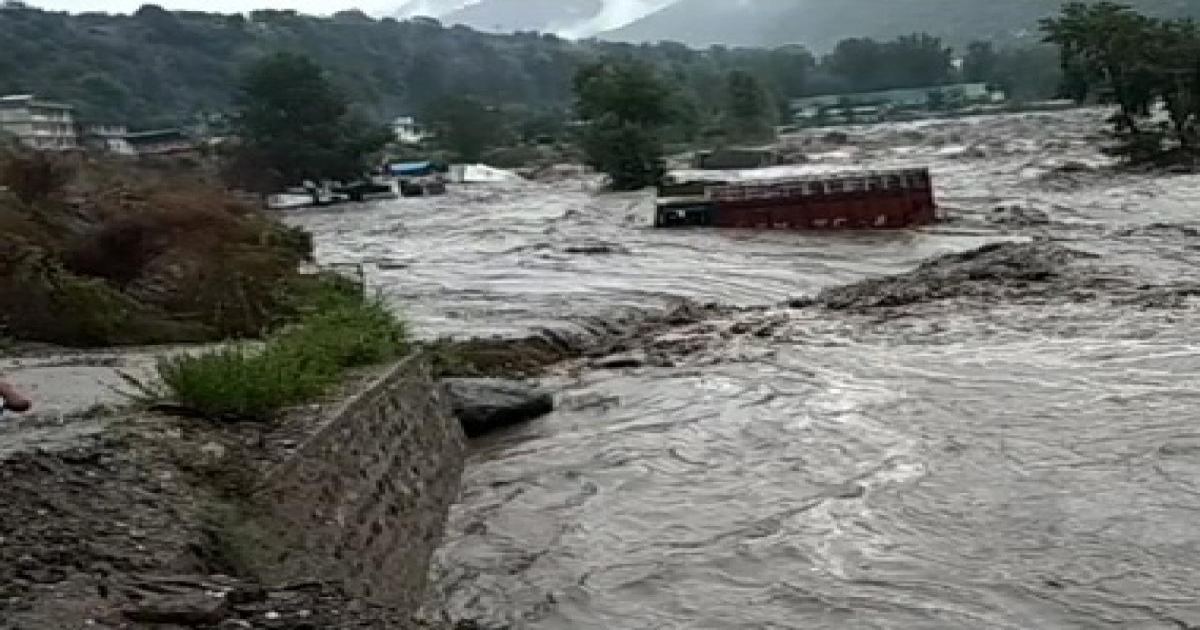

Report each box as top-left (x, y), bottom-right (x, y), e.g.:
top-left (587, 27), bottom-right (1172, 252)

top-left (157, 293), bottom-right (407, 420)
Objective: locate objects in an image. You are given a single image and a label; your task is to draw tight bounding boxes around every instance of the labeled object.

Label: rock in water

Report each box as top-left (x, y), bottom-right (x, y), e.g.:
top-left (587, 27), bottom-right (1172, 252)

top-left (815, 241), bottom-right (1088, 310)
top-left (442, 379), bottom-right (553, 438)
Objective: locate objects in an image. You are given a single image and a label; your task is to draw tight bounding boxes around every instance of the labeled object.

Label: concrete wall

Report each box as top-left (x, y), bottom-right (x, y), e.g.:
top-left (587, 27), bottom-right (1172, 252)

top-left (250, 356), bottom-right (466, 611)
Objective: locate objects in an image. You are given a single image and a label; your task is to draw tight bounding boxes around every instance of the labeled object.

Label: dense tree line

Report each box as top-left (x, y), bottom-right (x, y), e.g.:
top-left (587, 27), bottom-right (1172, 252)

top-left (0, 3), bottom-right (1063, 131)
top-left (1043, 2), bottom-right (1200, 164)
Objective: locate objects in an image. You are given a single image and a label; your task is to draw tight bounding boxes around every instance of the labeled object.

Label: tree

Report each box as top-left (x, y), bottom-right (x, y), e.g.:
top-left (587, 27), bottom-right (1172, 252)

top-left (1043, 2), bottom-right (1200, 163)
top-left (826, 38), bottom-right (886, 91)
top-left (574, 60), bottom-right (672, 128)
top-left (577, 119), bottom-right (665, 191)
top-left (962, 41), bottom-right (999, 84)
top-left (885, 34), bottom-right (953, 89)
top-left (227, 52), bottom-right (390, 192)
top-left (723, 70), bottom-right (776, 141)
top-left (824, 34), bottom-right (951, 92)
top-left (573, 60), bottom-right (671, 190)
top-left (1042, 2), bottom-right (1160, 133)
top-left (424, 96), bottom-right (511, 162)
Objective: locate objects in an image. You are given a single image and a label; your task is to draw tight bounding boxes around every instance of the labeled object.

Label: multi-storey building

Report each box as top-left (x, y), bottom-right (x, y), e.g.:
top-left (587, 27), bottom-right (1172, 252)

top-left (0, 94), bottom-right (80, 150)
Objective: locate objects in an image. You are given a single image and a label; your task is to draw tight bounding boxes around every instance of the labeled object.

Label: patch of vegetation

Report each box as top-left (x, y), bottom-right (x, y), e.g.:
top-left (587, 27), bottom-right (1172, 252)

top-left (0, 149), bottom-right (341, 346)
top-left (423, 95), bottom-right (514, 163)
top-left (222, 52), bottom-right (392, 193)
top-left (722, 70), bottom-right (777, 143)
top-left (156, 345), bottom-right (334, 420)
top-left (0, 4), bottom-right (1085, 160)
top-left (1043, 2), bottom-right (1200, 166)
top-left (156, 292), bottom-right (407, 420)
top-left (0, 247), bottom-right (211, 346)
top-left (573, 60), bottom-right (672, 190)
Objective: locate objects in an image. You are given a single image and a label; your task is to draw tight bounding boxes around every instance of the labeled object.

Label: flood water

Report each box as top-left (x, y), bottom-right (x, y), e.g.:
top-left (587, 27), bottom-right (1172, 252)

top-left (287, 109), bottom-right (1200, 629)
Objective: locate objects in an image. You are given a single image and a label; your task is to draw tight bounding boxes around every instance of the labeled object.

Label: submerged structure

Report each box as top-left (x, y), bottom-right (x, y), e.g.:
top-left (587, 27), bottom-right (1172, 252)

top-left (655, 167), bottom-right (937, 230)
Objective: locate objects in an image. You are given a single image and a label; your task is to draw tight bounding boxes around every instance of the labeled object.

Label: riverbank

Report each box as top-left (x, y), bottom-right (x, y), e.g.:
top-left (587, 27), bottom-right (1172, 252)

top-left (0, 358), bottom-right (463, 629)
top-left (0, 291), bottom-right (739, 628)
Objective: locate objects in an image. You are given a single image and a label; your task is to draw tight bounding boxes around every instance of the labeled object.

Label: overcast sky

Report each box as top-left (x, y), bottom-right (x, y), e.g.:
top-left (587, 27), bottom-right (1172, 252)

top-left (28, 0), bottom-right (419, 16)
top-left (24, 0), bottom-right (662, 34)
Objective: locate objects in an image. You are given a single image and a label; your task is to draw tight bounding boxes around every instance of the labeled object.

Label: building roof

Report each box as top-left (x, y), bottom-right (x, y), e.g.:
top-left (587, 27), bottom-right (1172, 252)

top-left (124, 129), bottom-right (190, 144)
top-left (388, 161), bottom-right (434, 176)
top-left (0, 94), bottom-right (73, 110)
top-left (791, 83), bottom-right (993, 109)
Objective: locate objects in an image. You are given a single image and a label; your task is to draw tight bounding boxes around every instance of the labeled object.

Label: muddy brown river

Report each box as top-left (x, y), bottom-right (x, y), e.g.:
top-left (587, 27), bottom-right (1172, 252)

top-left (287, 109), bottom-right (1200, 629)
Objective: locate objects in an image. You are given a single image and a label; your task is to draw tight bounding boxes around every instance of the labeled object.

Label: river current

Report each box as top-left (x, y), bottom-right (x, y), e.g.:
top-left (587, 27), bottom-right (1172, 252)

top-left (286, 109), bottom-right (1200, 629)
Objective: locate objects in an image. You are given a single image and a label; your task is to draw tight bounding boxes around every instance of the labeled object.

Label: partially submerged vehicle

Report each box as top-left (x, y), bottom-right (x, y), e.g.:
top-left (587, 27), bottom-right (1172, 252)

top-left (655, 167), bottom-right (937, 230)
top-left (332, 180), bottom-right (398, 203)
top-left (388, 161), bottom-right (448, 197)
top-left (266, 179), bottom-right (397, 210)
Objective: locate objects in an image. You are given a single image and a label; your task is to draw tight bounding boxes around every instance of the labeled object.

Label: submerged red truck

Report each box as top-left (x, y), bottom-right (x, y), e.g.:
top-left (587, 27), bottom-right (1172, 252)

top-left (655, 167), bottom-right (937, 229)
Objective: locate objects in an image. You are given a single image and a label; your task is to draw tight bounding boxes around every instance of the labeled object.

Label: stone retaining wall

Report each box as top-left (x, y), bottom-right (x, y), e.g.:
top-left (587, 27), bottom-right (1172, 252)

top-left (250, 356), bottom-right (466, 611)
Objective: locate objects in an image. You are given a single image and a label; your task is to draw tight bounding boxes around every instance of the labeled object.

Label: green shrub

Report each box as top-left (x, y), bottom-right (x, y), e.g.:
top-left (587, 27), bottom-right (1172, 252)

top-left (157, 297), bottom-right (407, 420)
top-left (157, 344), bottom-right (337, 419)
top-left (276, 299), bottom-right (407, 368)
top-left (276, 271), bottom-right (364, 319)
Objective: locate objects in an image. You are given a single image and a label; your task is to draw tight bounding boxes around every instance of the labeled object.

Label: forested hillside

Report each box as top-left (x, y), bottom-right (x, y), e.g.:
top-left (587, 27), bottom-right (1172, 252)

top-left (0, 3), bottom-right (1059, 128)
top-left (0, 4), bottom-right (813, 127)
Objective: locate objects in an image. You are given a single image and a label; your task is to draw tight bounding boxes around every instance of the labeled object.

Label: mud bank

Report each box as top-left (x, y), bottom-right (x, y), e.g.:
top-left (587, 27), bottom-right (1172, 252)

top-left (811, 241), bottom-right (1098, 310)
top-left (0, 357), bottom-right (464, 629)
top-left (420, 298), bottom-right (729, 379)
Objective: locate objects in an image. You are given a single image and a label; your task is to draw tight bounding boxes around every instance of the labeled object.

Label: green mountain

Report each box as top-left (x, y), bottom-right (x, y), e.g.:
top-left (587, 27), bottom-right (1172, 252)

top-left (0, 5), bottom-right (814, 128)
top-left (4, 0), bottom-right (1174, 128)
top-left (602, 0), bottom-right (1200, 50)
top-left (0, 5), bottom-right (592, 127)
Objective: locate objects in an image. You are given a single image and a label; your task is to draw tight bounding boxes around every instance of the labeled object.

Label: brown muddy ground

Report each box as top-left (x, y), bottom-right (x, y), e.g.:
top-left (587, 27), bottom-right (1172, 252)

top-left (0, 367), bottom-right (438, 630)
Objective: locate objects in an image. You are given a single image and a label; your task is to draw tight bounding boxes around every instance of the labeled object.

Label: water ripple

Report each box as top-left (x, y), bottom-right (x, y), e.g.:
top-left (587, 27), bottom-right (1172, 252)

top-left (291, 108), bottom-right (1200, 628)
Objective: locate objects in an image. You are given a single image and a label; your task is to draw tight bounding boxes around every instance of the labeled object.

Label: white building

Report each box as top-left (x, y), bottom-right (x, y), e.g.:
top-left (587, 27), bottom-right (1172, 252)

top-left (791, 83), bottom-right (1006, 123)
top-left (82, 123), bottom-right (136, 155)
top-left (391, 116), bottom-right (429, 145)
top-left (0, 94), bottom-right (80, 150)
